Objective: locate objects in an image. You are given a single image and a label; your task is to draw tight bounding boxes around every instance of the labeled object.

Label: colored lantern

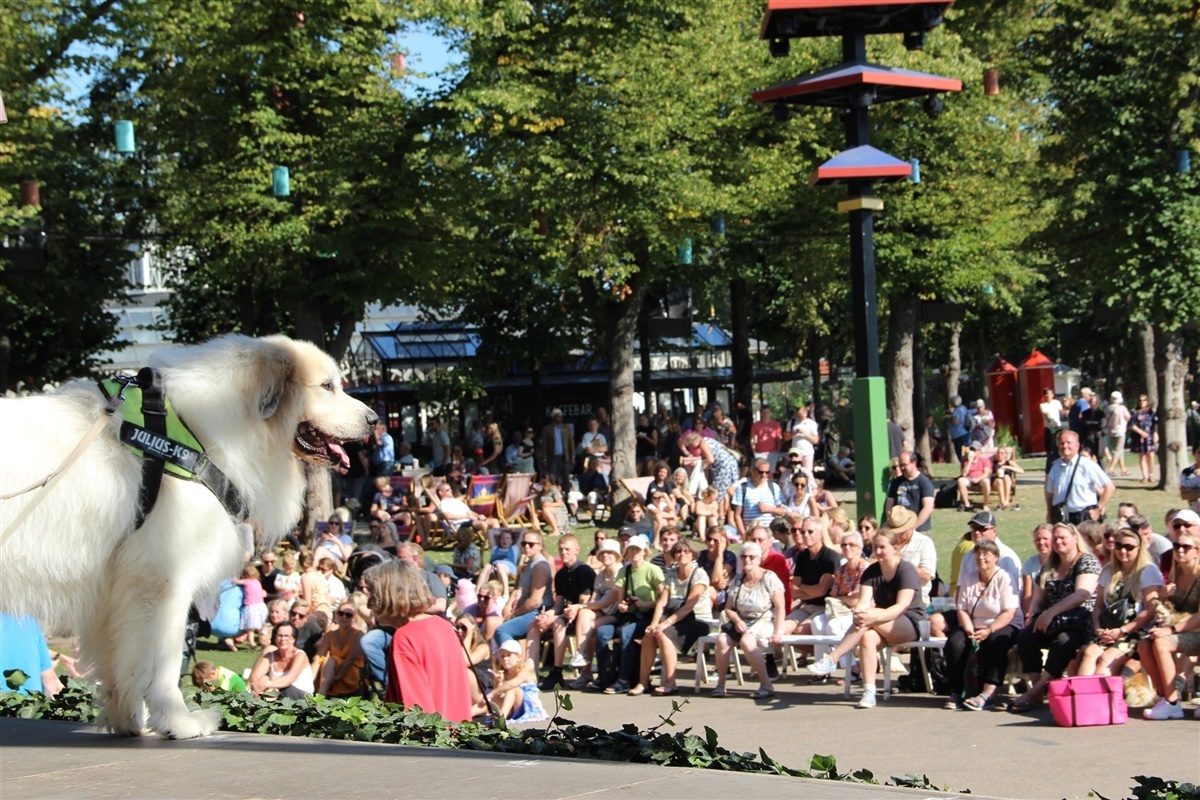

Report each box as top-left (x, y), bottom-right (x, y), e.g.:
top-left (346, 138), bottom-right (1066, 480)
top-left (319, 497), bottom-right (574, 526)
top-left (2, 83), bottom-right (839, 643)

top-left (115, 120), bottom-right (136, 153)
top-left (392, 54), bottom-right (406, 76)
top-left (1177, 149), bottom-right (1191, 174)
top-left (908, 158), bottom-right (921, 184)
top-left (294, 11), bottom-right (305, 28)
top-left (273, 166), bottom-right (290, 197)
top-left (0, 90), bottom-right (7, 124)
top-left (983, 69), bottom-right (1000, 96)
top-left (710, 213), bottom-right (726, 236)
top-left (677, 238), bottom-right (693, 266)
top-left (982, 283), bottom-right (994, 295)
top-left (20, 180), bottom-right (40, 207)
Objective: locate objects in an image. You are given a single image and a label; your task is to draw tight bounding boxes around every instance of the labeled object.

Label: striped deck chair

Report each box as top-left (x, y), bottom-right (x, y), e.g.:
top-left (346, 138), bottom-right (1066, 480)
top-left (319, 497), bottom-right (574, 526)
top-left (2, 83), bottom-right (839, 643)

top-left (618, 476), bottom-right (655, 509)
top-left (496, 473), bottom-right (538, 528)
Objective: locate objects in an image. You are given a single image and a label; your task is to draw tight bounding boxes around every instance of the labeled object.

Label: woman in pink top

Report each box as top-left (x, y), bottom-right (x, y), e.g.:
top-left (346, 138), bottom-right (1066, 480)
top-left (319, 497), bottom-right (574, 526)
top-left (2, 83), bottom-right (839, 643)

top-left (363, 560), bottom-right (471, 722)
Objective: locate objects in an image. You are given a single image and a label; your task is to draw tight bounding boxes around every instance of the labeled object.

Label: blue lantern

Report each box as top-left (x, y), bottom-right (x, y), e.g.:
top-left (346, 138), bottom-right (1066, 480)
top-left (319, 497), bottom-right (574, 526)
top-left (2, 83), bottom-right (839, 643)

top-left (678, 238), bottom-right (693, 266)
top-left (908, 158), bottom-right (921, 184)
top-left (115, 120), bottom-right (135, 153)
top-left (273, 166), bottom-right (290, 197)
top-left (1177, 149), bottom-right (1191, 174)
top-left (710, 213), bottom-right (726, 236)
top-left (982, 283), bottom-right (994, 295)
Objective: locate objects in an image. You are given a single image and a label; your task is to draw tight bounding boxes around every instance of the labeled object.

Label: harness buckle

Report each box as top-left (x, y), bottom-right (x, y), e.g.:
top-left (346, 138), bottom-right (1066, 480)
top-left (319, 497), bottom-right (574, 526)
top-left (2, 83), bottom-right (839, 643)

top-left (104, 374), bottom-right (137, 416)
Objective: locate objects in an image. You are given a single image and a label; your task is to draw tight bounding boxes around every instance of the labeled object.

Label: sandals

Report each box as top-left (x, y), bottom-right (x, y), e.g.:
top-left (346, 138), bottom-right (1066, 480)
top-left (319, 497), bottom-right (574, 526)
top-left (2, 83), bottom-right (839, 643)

top-left (751, 687), bottom-right (776, 700)
top-left (603, 680), bottom-right (631, 695)
top-left (710, 686), bottom-right (727, 698)
top-left (653, 685), bottom-right (679, 696)
top-left (627, 684), bottom-right (646, 696)
top-left (943, 694), bottom-right (962, 710)
top-left (964, 694), bottom-right (995, 712)
top-left (1007, 696), bottom-right (1042, 713)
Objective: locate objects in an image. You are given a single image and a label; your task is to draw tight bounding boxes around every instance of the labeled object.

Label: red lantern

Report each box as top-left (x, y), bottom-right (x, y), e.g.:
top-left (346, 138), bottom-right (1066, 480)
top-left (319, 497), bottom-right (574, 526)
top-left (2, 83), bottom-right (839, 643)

top-left (294, 10), bottom-right (305, 28)
top-left (392, 54), bottom-right (406, 76)
top-left (983, 69), bottom-right (1000, 96)
top-left (20, 180), bottom-right (40, 207)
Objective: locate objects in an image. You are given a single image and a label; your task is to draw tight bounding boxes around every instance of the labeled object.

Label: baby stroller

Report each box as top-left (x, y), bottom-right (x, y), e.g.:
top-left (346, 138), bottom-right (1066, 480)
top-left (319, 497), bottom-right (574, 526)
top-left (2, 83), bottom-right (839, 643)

top-left (345, 545), bottom-right (394, 592)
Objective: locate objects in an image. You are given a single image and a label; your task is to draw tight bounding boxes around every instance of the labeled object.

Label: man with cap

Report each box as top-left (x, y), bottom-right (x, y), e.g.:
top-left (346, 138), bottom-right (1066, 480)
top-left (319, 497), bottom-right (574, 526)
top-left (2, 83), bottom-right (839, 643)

top-left (956, 441), bottom-right (993, 512)
top-left (1103, 391), bottom-right (1132, 476)
top-left (1164, 510), bottom-right (1200, 574)
top-left (885, 451), bottom-right (936, 534)
top-left (930, 510), bottom-right (1020, 637)
top-left (538, 408), bottom-right (575, 491)
top-left (1045, 429), bottom-right (1114, 524)
top-left (884, 506), bottom-right (937, 608)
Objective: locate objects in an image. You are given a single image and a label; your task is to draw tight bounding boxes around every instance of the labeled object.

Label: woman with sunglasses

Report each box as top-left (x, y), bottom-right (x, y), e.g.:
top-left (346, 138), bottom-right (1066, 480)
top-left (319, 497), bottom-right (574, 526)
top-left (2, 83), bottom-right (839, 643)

top-left (630, 540), bottom-right (712, 696)
top-left (785, 474), bottom-right (819, 519)
top-left (711, 542), bottom-right (785, 699)
top-left (1139, 527), bottom-right (1200, 719)
top-left (809, 529), bottom-right (869, 676)
top-left (454, 615), bottom-right (494, 717)
top-left (1009, 523), bottom-right (1101, 712)
top-left (697, 527), bottom-right (736, 610)
top-left (316, 602), bottom-right (366, 697)
top-left (1077, 528), bottom-right (1163, 678)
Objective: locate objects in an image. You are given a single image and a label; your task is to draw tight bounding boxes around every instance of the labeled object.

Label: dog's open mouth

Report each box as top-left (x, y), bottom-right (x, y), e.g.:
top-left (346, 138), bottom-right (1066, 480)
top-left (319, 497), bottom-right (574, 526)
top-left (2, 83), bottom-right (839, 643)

top-left (293, 422), bottom-right (350, 469)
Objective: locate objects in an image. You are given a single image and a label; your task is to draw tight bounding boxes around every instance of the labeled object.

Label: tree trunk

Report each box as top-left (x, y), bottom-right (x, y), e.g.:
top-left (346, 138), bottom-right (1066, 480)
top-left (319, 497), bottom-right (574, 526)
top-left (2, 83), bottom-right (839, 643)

top-left (1137, 321), bottom-right (1157, 407)
top-left (300, 465), bottom-right (332, 548)
top-left (885, 293), bottom-right (918, 451)
top-left (608, 282), bottom-right (647, 501)
top-left (730, 277), bottom-right (753, 454)
top-left (292, 293), bottom-right (326, 349)
top-left (944, 321), bottom-right (962, 402)
top-left (1155, 327), bottom-right (1188, 493)
top-left (913, 322), bottom-right (930, 464)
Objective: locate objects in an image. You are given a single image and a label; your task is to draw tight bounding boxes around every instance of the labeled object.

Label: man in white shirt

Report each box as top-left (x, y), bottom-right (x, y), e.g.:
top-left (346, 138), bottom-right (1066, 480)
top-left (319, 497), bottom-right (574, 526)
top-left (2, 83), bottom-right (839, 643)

top-left (885, 505), bottom-right (937, 608)
top-left (1045, 430), bottom-right (1114, 524)
top-left (731, 458), bottom-right (786, 540)
top-left (785, 405), bottom-right (820, 475)
top-left (1039, 387), bottom-right (1062, 471)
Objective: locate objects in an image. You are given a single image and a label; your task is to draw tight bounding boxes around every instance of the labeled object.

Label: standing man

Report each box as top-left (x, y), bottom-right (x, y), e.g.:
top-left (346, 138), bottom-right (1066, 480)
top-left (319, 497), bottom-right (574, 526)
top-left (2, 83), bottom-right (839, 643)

top-left (371, 420), bottom-right (395, 478)
top-left (1080, 392), bottom-right (1106, 459)
top-left (945, 395), bottom-right (971, 463)
top-left (425, 417), bottom-right (451, 471)
top-left (1045, 430), bottom-right (1114, 524)
top-left (750, 404), bottom-right (784, 472)
top-left (539, 409), bottom-right (575, 490)
top-left (784, 405), bottom-right (820, 476)
top-left (731, 458), bottom-right (786, 541)
top-left (534, 534), bottom-right (595, 690)
top-left (885, 451), bottom-right (936, 536)
top-left (1068, 388), bottom-right (1093, 437)
top-left (1039, 387), bottom-right (1063, 472)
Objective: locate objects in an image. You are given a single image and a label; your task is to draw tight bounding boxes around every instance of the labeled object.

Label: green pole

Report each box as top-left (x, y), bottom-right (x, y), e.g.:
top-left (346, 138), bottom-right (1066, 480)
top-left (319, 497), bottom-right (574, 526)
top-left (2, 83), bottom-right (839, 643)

top-left (852, 376), bottom-right (889, 521)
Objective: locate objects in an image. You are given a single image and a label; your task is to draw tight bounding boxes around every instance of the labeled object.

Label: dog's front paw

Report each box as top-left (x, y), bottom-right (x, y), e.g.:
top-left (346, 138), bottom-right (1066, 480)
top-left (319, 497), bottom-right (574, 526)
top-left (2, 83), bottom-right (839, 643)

top-left (159, 708), bottom-right (221, 740)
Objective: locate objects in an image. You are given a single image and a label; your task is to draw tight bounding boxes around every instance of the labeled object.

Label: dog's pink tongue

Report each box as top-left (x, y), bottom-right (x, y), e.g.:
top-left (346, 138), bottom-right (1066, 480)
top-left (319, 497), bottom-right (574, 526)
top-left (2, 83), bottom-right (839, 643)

top-left (330, 441), bottom-right (349, 469)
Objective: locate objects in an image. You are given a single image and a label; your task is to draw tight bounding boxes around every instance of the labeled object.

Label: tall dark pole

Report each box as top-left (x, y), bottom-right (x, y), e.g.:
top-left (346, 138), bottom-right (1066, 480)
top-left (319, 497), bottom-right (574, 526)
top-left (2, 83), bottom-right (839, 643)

top-left (843, 28), bottom-right (880, 380)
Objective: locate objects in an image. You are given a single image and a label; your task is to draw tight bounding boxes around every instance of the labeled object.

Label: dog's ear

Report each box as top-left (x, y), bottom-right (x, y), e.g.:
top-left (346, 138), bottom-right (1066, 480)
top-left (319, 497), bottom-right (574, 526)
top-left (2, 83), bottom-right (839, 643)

top-left (255, 342), bottom-right (295, 420)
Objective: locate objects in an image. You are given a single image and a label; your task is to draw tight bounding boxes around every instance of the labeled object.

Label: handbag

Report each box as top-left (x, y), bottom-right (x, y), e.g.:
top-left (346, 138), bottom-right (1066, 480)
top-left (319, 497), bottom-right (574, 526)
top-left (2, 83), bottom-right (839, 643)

top-left (1045, 608), bottom-right (1091, 636)
top-left (1097, 594), bottom-right (1135, 630)
top-left (1047, 675), bottom-right (1128, 727)
top-left (615, 564), bottom-right (645, 626)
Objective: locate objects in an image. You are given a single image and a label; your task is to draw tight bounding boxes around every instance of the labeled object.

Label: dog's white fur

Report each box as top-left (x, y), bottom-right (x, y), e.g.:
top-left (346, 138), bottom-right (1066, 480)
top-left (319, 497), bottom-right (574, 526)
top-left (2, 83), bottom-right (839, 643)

top-left (0, 335), bottom-right (376, 738)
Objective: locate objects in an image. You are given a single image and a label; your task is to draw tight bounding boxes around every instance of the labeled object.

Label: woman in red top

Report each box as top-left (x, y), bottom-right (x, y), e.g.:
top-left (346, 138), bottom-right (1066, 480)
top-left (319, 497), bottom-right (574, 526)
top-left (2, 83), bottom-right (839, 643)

top-left (363, 560), bottom-right (472, 722)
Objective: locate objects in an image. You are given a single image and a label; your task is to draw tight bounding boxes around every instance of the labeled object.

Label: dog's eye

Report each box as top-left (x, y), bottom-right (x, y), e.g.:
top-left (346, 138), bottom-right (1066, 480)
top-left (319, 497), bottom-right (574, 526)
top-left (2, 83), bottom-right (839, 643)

top-left (321, 380), bottom-right (336, 392)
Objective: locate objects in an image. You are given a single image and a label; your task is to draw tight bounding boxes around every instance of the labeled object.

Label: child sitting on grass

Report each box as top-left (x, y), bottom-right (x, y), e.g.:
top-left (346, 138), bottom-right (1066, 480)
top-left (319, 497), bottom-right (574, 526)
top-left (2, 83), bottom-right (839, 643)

top-left (191, 660), bottom-right (247, 693)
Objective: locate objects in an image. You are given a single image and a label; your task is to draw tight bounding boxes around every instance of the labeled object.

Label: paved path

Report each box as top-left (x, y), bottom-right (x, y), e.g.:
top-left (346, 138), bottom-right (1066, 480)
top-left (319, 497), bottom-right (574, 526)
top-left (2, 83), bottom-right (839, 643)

top-left (2, 717), bottom-right (977, 800)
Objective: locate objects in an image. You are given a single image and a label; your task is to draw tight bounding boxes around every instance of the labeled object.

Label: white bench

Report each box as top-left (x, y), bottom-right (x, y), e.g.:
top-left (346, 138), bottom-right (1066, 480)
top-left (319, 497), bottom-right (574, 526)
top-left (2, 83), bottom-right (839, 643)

top-left (694, 633), bottom-right (947, 699)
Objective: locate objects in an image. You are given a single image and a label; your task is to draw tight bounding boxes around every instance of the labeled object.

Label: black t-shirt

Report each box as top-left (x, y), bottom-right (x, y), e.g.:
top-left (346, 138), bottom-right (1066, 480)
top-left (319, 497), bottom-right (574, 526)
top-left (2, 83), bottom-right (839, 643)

top-left (259, 569), bottom-right (280, 598)
top-left (886, 473), bottom-right (935, 531)
top-left (792, 546), bottom-right (841, 603)
top-left (636, 425), bottom-right (658, 459)
top-left (861, 560), bottom-right (926, 619)
top-left (647, 479), bottom-right (676, 500)
top-left (554, 561), bottom-right (597, 605)
top-left (296, 619), bottom-right (325, 659)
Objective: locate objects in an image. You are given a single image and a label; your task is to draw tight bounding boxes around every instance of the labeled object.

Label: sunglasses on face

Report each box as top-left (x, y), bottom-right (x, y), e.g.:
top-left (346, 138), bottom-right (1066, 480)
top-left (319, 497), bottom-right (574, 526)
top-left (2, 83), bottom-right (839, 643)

top-left (336, 610), bottom-right (355, 618)
top-left (1113, 543), bottom-right (1139, 553)
top-left (756, 469), bottom-right (770, 475)
top-left (1173, 522), bottom-right (1195, 530)
top-left (521, 541), bottom-right (538, 548)
top-left (1174, 544), bottom-right (1196, 552)
top-left (455, 625), bottom-right (470, 633)
top-left (291, 612), bottom-right (307, 619)
top-left (841, 542), bottom-right (861, 548)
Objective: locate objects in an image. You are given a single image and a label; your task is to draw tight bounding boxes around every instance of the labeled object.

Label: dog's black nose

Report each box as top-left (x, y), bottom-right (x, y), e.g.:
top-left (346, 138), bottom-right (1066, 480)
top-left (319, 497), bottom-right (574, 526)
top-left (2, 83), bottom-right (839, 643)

top-left (365, 410), bottom-right (379, 426)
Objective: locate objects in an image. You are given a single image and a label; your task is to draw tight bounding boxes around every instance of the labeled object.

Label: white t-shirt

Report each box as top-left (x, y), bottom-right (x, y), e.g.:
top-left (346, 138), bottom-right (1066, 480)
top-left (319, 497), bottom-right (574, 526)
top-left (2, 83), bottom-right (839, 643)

top-left (1040, 400), bottom-right (1062, 429)
top-left (790, 418), bottom-right (819, 457)
top-left (1096, 563), bottom-right (1165, 607)
top-left (898, 531), bottom-right (937, 607)
top-left (439, 497), bottom-right (472, 522)
top-left (955, 569), bottom-right (1023, 628)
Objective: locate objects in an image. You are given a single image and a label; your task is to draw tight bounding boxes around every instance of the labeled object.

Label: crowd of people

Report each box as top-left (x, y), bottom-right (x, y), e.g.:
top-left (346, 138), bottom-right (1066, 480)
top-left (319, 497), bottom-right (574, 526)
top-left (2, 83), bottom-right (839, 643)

top-left (5, 395), bottom-right (1199, 732)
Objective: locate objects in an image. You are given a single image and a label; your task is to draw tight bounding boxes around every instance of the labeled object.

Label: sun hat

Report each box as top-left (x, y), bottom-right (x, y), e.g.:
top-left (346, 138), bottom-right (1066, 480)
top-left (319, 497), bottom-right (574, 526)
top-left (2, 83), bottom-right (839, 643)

top-left (625, 534), bottom-right (649, 552)
top-left (883, 505), bottom-right (918, 533)
top-left (597, 539), bottom-right (622, 556)
top-left (497, 640), bottom-right (522, 655)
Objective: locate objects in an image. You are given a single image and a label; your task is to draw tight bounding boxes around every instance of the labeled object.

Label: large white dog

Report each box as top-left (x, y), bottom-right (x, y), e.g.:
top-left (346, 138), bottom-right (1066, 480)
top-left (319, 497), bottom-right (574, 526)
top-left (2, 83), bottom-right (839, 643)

top-left (0, 335), bottom-right (376, 738)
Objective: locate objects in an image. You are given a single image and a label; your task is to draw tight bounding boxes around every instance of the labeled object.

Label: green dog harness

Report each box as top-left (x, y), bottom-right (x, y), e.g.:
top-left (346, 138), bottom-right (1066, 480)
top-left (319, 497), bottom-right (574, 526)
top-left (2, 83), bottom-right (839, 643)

top-left (99, 368), bottom-right (248, 527)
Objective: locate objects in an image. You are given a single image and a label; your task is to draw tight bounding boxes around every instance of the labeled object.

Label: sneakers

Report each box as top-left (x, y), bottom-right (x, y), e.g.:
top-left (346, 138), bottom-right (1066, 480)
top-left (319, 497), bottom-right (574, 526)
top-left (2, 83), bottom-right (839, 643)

top-left (857, 688), bottom-right (877, 709)
top-left (568, 651), bottom-right (589, 669)
top-left (1143, 698), bottom-right (1184, 720)
top-left (808, 655), bottom-right (836, 676)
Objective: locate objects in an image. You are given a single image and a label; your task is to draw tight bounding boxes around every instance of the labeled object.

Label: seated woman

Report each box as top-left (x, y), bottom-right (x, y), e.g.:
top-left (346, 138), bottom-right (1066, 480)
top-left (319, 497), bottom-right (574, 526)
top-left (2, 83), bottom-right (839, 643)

top-left (809, 529), bottom-right (869, 674)
top-left (711, 542), bottom-right (785, 699)
top-left (990, 446), bottom-right (1025, 511)
top-left (808, 525), bottom-right (928, 709)
top-left (811, 478), bottom-right (839, 515)
top-left (585, 530), bottom-right (611, 571)
top-left (646, 489), bottom-right (679, 549)
top-left (362, 559), bottom-right (472, 721)
top-left (316, 601), bottom-right (366, 697)
top-left (248, 623), bottom-right (314, 699)
top-left (630, 540), bottom-right (712, 696)
top-left (1021, 524), bottom-right (1054, 619)
top-left (593, 535), bottom-right (664, 694)
top-left (314, 515), bottom-right (355, 575)
top-left (370, 519), bottom-right (401, 555)
top-left (1139, 526), bottom-right (1200, 720)
top-left (537, 474), bottom-right (570, 536)
top-left (784, 473), bottom-right (820, 518)
top-left (450, 526), bottom-right (481, 580)
top-left (697, 526), bottom-right (737, 611)
top-left (568, 539), bottom-right (623, 689)
top-left (489, 640), bottom-right (549, 723)
top-left (943, 539), bottom-right (1024, 711)
top-left (692, 487), bottom-right (721, 540)
top-left (1077, 527), bottom-right (1163, 677)
top-left (670, 467), bottom-right (695, 528)
top-left (475, 529), bottom-right (520, 593)
top-left (1009, 522), bottom-right (1101, 713)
